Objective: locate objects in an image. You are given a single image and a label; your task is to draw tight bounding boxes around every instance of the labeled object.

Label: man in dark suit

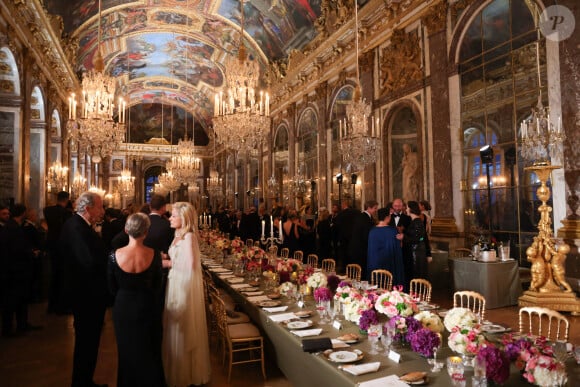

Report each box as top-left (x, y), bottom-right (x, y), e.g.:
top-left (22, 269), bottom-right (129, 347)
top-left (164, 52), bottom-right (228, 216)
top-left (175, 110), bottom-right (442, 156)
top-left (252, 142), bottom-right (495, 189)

top-left (144, 194), bottom-right (174, 254)
top-left (59, 191), bottom-right (108, 387)
top-left (348, 200), bottom-right (379, 280)
top-left (334, 201), bottom-right (357, 274)
top-left (389, 198), bottom-right (412, 287)
top-left (43, 191), bottom-right (72, 314)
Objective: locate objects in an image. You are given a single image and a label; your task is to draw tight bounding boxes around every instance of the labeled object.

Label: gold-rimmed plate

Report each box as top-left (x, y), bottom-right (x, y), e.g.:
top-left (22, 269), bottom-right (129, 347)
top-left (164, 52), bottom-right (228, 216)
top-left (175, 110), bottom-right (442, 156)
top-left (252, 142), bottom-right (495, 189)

top-left (324, 349), bottom-right (364, 363)
top-left (294, 310), bottom-right (313, 318)
top-left (257, 300), bottom-right (282, 307)
top-left (285, 320), bottom-right (313, 330)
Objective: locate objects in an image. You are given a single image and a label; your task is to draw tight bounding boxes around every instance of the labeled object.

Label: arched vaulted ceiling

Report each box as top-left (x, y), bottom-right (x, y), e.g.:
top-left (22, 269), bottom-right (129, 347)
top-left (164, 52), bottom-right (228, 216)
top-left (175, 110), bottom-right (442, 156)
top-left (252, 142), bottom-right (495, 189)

top-left (45, 0), bottom-right (322, 138)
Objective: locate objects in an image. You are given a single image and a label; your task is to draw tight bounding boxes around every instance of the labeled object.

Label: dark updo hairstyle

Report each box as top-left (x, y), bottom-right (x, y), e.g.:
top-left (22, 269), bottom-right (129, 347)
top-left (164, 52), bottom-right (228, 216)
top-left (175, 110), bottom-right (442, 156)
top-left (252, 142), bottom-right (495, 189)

top-left (419, 200), bottom-right (431, 211)
top-left (377, 207), bottom-right (390, 222)
top-left (407, 201), bottom-right (421, 216)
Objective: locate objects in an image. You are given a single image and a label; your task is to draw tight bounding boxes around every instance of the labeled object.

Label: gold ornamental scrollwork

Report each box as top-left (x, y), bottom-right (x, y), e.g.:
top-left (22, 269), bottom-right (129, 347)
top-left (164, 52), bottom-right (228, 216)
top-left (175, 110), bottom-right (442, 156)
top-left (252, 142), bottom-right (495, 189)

top-left (379, 29), bottom-right (422, 97)
top-left (422, 0), bottom-right (448, 34)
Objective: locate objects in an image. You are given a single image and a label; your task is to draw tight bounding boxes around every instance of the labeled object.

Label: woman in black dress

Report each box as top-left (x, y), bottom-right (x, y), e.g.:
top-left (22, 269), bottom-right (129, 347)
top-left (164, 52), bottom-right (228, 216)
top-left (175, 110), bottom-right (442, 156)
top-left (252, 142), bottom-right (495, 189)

top-left (403, 201), bottom-right (432, 285)
top-left (108, 213), bottom-right (164, 387)
top-left (281, 210), bottom-right (301, 257)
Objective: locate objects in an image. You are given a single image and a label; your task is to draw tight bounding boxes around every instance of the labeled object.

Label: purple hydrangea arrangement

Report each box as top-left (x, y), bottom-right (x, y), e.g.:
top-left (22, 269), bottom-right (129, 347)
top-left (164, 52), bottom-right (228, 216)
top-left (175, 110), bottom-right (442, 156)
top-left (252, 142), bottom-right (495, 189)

top-left (476, 345), bottom-right (510, 384)
top-left (313, 286), bottom-right (333, 303)
top-left (358, 309), bottom-right (379, 331)
top-left (408, 328), bottom-right (441, 358)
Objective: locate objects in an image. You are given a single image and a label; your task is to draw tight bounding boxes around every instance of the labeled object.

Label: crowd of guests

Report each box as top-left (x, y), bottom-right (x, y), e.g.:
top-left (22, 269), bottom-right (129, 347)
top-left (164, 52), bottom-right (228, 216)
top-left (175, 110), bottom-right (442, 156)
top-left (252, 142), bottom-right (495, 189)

top-left (1, 190), bottom-right (432, 386)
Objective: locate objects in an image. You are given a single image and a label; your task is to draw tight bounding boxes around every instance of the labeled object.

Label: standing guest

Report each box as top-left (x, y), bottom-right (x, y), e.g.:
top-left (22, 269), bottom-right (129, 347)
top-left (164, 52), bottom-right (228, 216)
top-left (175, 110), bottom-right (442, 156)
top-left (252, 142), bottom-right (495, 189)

top-left (300, 205), bottom-right (316, 256)
top-left (0, 205), bottom-right (9, 227)
top-left (22, 207), bottom-right (45, 303)
top-left (43, 191), bottom-right (72, 314)
top-left (163, 202), bottom-right (210, 386)
top-left (281, 210), bottom-right (301, 257)
top-left (59, 191), bottom-right (108, 387)
top-left (329, 203), bottom-right (340, 259)
top-left (403, 201), bottom-right (432, 286)
top-left (419, 200), bottom-right (432, 236)
top-left (108, 213), bottom-right (164, 387)
top-left (348, 200), bottom-right (379, 280)
top-left (101, 208), bottom-right (124, 255)
top-left (334, 201), bottom-right (357, 273)
top-left (144, 195), bottom-right (174, 254)
top-left (0, 204), bottom-right (39, 337)
top-left (316, 207), bottom-right (332, 259)
top-left (366, 208), bottom-right (404, 286)
top-left (216, 206), bottom-right (231, 234)
top-left (389, 198), bottom-right (411, 231)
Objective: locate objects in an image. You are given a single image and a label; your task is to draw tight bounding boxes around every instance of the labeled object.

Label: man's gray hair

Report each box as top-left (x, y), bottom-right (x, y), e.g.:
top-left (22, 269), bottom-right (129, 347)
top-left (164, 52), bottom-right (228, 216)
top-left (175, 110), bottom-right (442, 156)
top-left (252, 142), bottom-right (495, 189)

top-left (76, 191), bottom-right (100, 214)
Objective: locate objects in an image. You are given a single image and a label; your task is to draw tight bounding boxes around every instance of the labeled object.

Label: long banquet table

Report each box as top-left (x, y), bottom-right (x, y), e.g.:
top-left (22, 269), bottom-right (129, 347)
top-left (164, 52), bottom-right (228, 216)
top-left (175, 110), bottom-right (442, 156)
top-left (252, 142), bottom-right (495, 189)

top-left (205, 258), bottom-right (579, 386)
top-left (449, 257), bottom-right (522, 309)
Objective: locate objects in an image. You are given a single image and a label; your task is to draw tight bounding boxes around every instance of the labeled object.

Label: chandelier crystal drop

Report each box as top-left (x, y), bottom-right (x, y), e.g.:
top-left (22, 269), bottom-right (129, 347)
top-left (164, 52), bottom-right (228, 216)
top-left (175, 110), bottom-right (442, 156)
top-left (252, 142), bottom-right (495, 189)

top-left (213, 1), bottom-right (270, 153)
top-left (47, 161), bottom-right (69, 193)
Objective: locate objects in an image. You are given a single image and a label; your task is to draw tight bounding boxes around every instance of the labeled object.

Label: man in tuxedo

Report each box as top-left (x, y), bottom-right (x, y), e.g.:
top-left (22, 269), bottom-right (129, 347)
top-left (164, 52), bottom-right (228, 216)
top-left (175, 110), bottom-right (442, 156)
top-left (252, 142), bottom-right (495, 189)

top-left (348, 200), bottom-right (379, 280)
top-left (334, 201), bottom-right (357, 274)
top-left (389, 198), bottom-right (412, 287)
top-left (144, 195), bottom-right (173, 253)
top-left (43, 191), bottom-right (72, 314)
top-left (59, 192), bottom-right (108, 387)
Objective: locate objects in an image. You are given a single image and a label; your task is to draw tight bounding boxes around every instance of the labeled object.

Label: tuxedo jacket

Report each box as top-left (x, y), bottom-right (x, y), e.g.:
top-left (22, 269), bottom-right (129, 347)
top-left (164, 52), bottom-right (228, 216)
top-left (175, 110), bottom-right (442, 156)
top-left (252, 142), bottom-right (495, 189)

top-left (144, 214), bottom-right (174, 253)
top-left (43, 204), bottom-right (72, 248)
top-left (59, 214), bottom-right (108, 304)
top-left (389, 213), bottom-right (411, 230)
top-left (348, 211), bottom-right (375, 261)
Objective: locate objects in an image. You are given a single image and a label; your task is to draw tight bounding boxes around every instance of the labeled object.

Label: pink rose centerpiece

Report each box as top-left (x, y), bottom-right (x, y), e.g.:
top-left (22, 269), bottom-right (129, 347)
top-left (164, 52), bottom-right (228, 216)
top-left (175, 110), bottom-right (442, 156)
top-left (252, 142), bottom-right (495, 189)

top-left (374, 287), bottom-right (419, 318)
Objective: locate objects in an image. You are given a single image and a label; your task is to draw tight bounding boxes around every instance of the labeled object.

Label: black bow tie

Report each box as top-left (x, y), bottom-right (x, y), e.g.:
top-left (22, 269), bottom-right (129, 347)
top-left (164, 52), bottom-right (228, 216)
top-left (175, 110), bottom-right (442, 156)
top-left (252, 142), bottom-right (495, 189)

top-left (394, 214), bottom-right (401, 218)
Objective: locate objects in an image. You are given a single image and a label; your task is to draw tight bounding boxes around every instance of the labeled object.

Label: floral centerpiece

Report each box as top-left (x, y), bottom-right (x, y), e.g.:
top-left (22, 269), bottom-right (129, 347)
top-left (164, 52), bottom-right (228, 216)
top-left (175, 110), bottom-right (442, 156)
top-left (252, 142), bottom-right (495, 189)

top-left (358, 309), bottom-right (379, 331)
top-left (475, 345), bottom-right (510, 385)
top-left (214, 236), bottom-right (230, 251)
top-left (414, 311), bottom-right (444, 333)
top-left (374, 287), bottom-right (419, 318)
top-left (503, 334), bottom-right (567, 386)
top-left (276, 258), bottom-right (302, 274)
top-left (278, 281), bottom-right (297, 297)
top-left (443, 307), bottom-right (479, 332)
top-left (230, 238), bottom-right (244, 254)
top-left (448, 325), bottom-right (486, 357)
top-left (313, 287), bottom-right (333, 303)
top-left (307, 272), bottom-right (328, 289)
top-left (342, 291), bottom-right (375, 324)
top-left (334, 282), bottom-right (355, 303)
top-left (407, 327), bottom-right (441, 358)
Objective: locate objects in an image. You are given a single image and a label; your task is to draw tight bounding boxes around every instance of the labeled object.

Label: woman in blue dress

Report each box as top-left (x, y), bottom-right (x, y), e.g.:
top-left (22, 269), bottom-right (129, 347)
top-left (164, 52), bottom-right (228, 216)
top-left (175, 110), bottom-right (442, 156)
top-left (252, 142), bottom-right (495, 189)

top-left (366, 207), bottom-right (405, 286)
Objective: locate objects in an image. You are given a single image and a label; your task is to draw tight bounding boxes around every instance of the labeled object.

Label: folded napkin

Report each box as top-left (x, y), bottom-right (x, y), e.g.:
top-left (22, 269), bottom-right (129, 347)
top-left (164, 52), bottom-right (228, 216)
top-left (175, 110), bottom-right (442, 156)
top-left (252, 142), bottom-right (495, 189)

top-left (331, 339), bottom-right (350, 349)
top-left (226, 277), bottom-right (244, 283)
top-left (247, 295), bottom-right (270, 303)
top-left (218, 274), bottom-right (235, 279)
top-left (341, 362), bottom-right (381, 376)
top-left (267, 312), bottom-right (296, 322)
top-left (243, 291), bottom-right (264, 296)
top-left (357, 375), bottom-right (408, 387)
top-left (291, 328), bottom-right (323, 337)
top-left (230, 283), bottom-right (252, 289)
top-left (263, 306), bottom-right (289, 313)
top-left (210, 268), bottom-right (232, 273)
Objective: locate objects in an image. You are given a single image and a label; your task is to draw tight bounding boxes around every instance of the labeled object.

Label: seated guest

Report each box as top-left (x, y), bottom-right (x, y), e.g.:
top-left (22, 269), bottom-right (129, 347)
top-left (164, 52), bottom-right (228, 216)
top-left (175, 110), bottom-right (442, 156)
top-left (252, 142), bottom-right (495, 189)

top-left (367, 207), bottom-right (405, 286)
top-left (108, 213), bottom-right (164, 387)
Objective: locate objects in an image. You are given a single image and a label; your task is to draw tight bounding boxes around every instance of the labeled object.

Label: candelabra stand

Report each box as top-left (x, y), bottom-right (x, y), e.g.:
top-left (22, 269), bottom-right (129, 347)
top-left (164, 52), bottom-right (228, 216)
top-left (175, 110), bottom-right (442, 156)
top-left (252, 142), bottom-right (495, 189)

top-left (518, 163), bottom-right (579, 315)
top-left (260, 235), bottom-right (283, 250)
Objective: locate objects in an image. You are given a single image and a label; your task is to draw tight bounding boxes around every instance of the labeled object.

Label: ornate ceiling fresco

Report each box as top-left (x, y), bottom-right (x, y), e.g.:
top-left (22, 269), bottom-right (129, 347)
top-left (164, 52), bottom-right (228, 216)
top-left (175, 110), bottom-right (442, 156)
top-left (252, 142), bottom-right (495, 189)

top-left (44, 0), bottom-right (322, 138)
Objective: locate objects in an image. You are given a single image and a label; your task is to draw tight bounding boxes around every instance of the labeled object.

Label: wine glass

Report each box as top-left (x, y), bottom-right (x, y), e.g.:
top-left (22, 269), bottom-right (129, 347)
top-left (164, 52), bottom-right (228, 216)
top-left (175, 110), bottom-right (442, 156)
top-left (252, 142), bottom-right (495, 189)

top-left (368, 324), bottom-right (382, 355)
top-left (447, 356), bottom-right (464, 380)
top-left (316, 302), bottom-right (328, 324)
top-left (380, 331), bottom-right (393, 355)
top-left (325, 301), bottom-right (335, 322)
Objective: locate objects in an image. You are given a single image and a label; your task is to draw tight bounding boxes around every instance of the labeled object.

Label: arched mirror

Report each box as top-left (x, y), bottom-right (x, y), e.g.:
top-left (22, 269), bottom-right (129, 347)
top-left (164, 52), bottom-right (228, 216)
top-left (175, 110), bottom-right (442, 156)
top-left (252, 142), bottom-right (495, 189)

top-left (273, 124), bottom-right (289, 202)
top-left (297, 108), bottom-right (318, 208)
top-left (330, 85), bottom-right (354, 204)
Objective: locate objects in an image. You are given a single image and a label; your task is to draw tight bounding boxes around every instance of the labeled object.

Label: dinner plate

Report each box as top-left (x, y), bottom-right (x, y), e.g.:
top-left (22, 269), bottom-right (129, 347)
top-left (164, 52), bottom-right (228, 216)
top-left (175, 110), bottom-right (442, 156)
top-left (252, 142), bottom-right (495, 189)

top-left (286, 320), bottom-right (313, 330)
top-left (325, 349), bottom-right (364, 363)
top-left (294, 310), bottom-right (312, 318)
top-left (481, 324), bottom-right (508, 333)
top-left (258, 300), bottom-right (282, 307)
top-left (400, 372), bottom-right (429, 385)
top-left (226, 277), bottom-right (244, 283)
top-left (419, 303), bottom-right (438, 311)
top-left (337, 334), bottom-right (360, 344)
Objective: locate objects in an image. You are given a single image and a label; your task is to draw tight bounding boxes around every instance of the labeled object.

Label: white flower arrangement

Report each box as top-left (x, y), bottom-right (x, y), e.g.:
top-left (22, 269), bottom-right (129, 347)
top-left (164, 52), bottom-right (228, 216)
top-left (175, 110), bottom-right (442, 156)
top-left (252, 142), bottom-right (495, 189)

top-left (278, 282), bottom-right (297, 297)
top-left (443, 307), bottom-right (478, 332)
top-left (374, 289), bottom-right (418, 318)
top-left (306, 272), bottom-right (328, 289)
top-left (414, 311), bottom-right (444, 333)
top-left (527, 355), bottom-right (568, 387)
top-left (343, 299), bottom-right (363, 324)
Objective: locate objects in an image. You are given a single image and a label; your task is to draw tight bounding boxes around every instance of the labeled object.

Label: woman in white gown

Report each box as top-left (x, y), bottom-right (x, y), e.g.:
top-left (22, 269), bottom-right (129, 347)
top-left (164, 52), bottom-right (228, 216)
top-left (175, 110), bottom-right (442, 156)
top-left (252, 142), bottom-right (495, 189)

top-left (163, 202), bottom-right (211, 386)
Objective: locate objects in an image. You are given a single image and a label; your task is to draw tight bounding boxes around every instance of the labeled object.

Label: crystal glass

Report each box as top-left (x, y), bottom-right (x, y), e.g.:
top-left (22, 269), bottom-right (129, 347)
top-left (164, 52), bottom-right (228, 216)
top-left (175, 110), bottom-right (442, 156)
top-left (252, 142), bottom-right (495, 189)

top-left (380, 332), bottom-right (392, 356)
top-left (574, 345), bottom-right (580, 365)
top-left (473, 355), bottom-right (487, 386)
top-left (367, 324), bottom-right (382, 355)
top-left (447, 356), bottom-right (464, 380)
top-left (428, 334), bottom-right (443, 372)
top-left (316, 302), bottom-right (329, 324)
top-left (326, 301), bottom-right (335, 322)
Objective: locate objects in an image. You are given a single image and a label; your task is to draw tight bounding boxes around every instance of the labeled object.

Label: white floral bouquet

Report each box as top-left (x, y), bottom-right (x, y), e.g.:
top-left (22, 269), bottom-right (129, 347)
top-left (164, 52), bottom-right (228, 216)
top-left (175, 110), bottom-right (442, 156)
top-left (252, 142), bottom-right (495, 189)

top-left (448, 325), bottom-right (486, 356)
top-left (334, 283), bottom-right (354, 303)
top-left (374, 288), bottom-right (418, 318)
top-left (276, 258), bottom-right (302, 272)
top-left (524, 354), bottom-right (568, 386)
top-left (342, 291), bottom-right (375, 324)
top-left (414, 311), bottom-right (444, 333)
top-left (278, 281), bottom-right (297, 297)
top-left (443, 307), bottom-right (479, 332)
top-left (306, 272), bottom-right (328, 289)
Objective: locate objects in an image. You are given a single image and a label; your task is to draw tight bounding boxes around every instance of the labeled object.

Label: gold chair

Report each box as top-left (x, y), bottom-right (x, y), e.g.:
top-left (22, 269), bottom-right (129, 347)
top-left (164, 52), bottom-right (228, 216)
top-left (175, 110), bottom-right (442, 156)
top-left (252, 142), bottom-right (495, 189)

top-left (280, 247), bottom-right (290, 259)
top-left (307, 254), bottom-right (318, 268)
top-left (246, 238), bottom-right (254, 247)
top-left (410, 278), bottom-right (432, 302)
top-left (451, 248), bottom-right (473, 258)
top-left (345, 264), bottom-right (362, 282)
top-left (370, 269), bottom-right (393, 291)
top-left (453, 290), bottom-right (486, 321)
top-left (293, 250), bottom-right (304, 262)
top-left (321, 258), bottom-right (336, 273)
top-left (268, 245), bottom-right (278, 257)
top-left (211, 293), bottom-right (266, 382)
top-left (519, 306), bottom-right (569, 341)
top-left (253, 240), bottom-right (261, 247)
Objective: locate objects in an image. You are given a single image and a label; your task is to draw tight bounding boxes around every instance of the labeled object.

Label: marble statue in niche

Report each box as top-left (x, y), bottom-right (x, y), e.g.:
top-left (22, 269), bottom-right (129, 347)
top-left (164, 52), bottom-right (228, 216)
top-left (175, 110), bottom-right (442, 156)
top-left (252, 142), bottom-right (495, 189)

top-left (401, 143), bottom-right (419, 202)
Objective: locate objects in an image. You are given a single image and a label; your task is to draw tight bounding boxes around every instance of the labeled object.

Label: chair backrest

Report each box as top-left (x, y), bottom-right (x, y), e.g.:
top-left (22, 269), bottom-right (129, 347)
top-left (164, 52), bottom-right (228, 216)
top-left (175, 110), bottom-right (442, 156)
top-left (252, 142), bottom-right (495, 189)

top-left (410, 278), bottom-right (432, 302)
top-left (268, 245), bottom-right (278, 257)
top-left (519, 306), bottom-right (569, 341)
top-left (321, 258), bottom-right (336, 273)
top-left (293, 250), bottom-right (304, 262)
top-left (451, 248), bottom-right (473, 258)
top-left (307, 254), bottom-right (318, 268)
top-left (246, 238), bottom-right (254, 247)
top-left (346, 264), bottom-right (362, 281)
top-left (370, 269), bottom-right (393, 291)
top-left (453, 291), bottom-right (486, 320)
top-left (209, 292), bottom-right (228, 338)
top-left (280, 247), bottom-right (290, 258)
top-left (254, 240), bottom-right (261, 247)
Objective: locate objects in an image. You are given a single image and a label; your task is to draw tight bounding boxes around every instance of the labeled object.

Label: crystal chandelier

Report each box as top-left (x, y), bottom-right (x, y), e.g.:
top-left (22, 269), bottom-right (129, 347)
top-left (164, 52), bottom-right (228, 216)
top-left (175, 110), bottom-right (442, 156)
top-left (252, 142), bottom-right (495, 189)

top-left (213, 0), bottom-right (270, 153)
top-left (88, 185), bottom-right (106, 197)
top-left (47, 161), bottom-right (69, 193)
top-left (267, 174), bottom-right (279, 198)
top-left (207, 166), bottom-right (223, 197)
top-left (67, 0), bottom-right (125, 161)
top-left (339, 0), bottom-right (381, 172)
top-left (153, 183), bottom-right (169, 196)
top-left (168, 133), bottom-right (201, 185)
top-left (71, 170), bottom-right (87, 198)
top-left (118, 167), bottom-right (135, 198)
top-left (158, 169), bottom-right (181, 192)
top-left (519, 42), bottom-right (566, 164)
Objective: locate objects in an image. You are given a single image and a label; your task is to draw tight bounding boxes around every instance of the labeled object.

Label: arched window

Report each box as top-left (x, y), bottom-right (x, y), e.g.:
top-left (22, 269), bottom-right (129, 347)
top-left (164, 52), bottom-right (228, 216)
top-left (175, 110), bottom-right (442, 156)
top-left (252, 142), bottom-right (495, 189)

top-left (0, 47), bottom-right (20, 96)
top-left (296, 108), bottom-right (318, 204)
top-left (459, 0), bottom-right (543, 253)
top-left (144, 165), bottom-right (165, 204)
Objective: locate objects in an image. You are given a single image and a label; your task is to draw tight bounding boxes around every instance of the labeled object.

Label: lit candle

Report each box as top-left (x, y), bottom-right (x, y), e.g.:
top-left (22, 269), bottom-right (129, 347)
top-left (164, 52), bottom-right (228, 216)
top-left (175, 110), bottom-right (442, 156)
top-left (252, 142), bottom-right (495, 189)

top-left (558, 116), bottom-right (561, 133)
top-left (270, 215), bottom-right (274, 237)
top-left (279, 220), bottom-right (284, 243)
top-left (375, 117), bottom-right (379, 137)
top-left (209, 215), bottom-right (211, 227)
top-left (371, 116), bottom-right (374, 136)
top-left (261, 220), bottom-right (265, 238)
top-left (199, 215), bottom-right (202, 226)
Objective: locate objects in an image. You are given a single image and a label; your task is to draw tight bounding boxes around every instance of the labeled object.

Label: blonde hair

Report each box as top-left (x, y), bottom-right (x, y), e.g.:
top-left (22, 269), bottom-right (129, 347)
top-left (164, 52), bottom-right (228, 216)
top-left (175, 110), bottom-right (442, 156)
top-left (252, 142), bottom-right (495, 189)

top-left (172, 202), bottom-right (197, 233)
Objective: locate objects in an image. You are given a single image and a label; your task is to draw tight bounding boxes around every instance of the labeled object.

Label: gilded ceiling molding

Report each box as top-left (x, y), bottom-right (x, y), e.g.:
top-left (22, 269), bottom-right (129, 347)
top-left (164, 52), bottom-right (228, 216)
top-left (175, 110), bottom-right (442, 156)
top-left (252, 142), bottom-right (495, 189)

top-left (422, 0), bottom-right (448, 34)
top-left (359, 50), bottom-right (374, 74)
top-left (1, 0), bottom-right (77, 102)
top-left (379, 29), bottom-right (423, 97)
top-left (449, 0), bottom-right (476, 29)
